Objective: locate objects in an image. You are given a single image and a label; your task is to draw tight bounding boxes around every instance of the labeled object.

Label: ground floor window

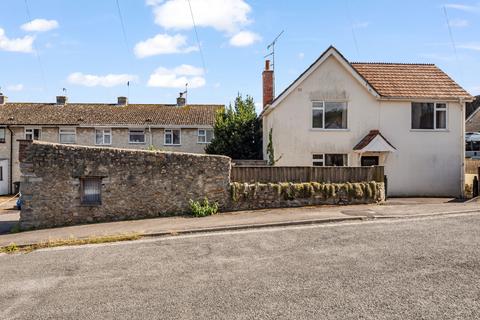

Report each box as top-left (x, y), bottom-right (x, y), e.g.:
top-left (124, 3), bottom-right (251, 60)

top-left (25, 128), bottom-right (41, 140)
top-left (59, 127), bottom-right (76, 144)
top-left (129, 129), bottom-right (145, 144)
top-left (95, 128), bottom-right (112, 145)
top-left (164, 129), bottom-right (181, 145)
top-left (198, 129), bottom-right (214, 143)
top-left (312, 153), bottom-right (348, 166)
top-left (81, 178), bottom-right (102, 205)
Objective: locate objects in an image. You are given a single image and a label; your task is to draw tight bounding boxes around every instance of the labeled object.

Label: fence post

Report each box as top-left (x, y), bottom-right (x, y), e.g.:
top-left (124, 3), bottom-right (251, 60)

top-left (473, 176), bottom-right (479, 198)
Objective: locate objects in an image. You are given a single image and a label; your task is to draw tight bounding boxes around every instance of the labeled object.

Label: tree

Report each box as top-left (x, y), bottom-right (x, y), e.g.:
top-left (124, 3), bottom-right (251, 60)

top-left (205, 94), bottom-right (262, 159)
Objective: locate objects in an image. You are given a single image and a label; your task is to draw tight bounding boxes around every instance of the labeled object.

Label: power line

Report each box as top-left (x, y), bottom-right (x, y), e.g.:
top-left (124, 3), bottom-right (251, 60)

top-left (115, 0), bottom-right (130, 52)
top-left (443, 5), bottom-right (463, 81)
top-left (24, 0), bottom-right (48, 92)
top-left (187, 0), bottom-right (207, 73)
top-left (345, 0), bottom-right (360, 59)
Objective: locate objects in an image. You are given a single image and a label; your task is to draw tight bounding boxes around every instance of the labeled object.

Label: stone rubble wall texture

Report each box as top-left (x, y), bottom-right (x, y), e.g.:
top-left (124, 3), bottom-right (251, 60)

top-left (20, 142), bottom-right (384, 229)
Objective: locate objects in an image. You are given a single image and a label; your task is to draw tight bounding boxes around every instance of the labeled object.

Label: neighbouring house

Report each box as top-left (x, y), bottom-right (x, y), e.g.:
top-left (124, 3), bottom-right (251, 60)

top-left (0, 93), bottom-right (221, 195)
top-left (260, 46), bottom-right (473, 197)
top-left (466, 95), bottom-right (480, 119)
top-left (466, 106), bottom-right (480, 158)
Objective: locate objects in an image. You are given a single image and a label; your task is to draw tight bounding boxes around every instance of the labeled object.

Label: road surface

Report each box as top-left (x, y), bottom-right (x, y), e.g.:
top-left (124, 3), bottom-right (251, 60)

top-left (1, 213), bottom-right (479, 319)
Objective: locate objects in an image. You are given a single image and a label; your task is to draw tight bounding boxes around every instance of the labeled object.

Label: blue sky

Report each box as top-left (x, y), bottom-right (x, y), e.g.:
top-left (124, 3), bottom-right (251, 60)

top-left (0, 0), bottom-right (479, 113)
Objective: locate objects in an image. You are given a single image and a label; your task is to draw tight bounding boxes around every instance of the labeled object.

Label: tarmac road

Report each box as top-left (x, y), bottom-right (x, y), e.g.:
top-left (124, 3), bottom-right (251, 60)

top-left (0, 213), bottom-right (479, 319)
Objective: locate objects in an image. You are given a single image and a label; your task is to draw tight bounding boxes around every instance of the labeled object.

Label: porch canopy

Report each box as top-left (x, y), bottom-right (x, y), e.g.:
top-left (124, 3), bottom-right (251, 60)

top-left (353, 130), bottom-right (396, 153)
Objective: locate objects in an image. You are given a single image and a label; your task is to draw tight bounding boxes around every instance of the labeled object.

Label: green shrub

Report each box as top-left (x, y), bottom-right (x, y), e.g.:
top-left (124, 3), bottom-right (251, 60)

top-left (189, 198), bottom-right (219, 217)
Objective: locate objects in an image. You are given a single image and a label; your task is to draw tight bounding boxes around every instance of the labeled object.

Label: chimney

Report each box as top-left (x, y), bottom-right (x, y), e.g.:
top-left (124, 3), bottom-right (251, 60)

top-left (117, 96), bottom-right (128, 106)
top-left (56, 95), bottom-right (68, 106)
top-left (176, 92), bottom-right (186, 107)
top-left (262, 60), bottom-right (274, 108)
top-left (0, 93), bottom-right (7, 105)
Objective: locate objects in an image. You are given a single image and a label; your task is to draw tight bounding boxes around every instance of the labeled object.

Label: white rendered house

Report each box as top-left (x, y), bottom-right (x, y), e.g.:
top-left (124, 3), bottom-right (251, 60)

top-left (261, 46), bottom-right (473, 197)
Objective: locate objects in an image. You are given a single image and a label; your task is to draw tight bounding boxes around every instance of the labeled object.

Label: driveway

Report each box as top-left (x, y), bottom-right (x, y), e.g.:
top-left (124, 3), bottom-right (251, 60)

top-left (0, 212), bottom-right (479, 319)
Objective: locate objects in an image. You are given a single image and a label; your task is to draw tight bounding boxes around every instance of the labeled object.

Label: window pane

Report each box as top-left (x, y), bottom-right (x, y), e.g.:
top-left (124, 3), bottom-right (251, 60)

top-left (33, 129), bottom-right (41, 140)
top-left (165, 131), bottom-right (172, 144)
top-left (312, 154), bottom-right (324, 160)
top-left (173, 130), bottom-right (180, 144)
top-left (95, 130), bottom-right (103, 144)
top-left (325, 102), bottom-right (347, 129)
top-left (60, 134), bottom-right (76, 144)
top-left (198, 135), bottom-right (206, 143)
top-left (104, 133), bottom-right (111, 144)
top-left (325, 154), bottom-right (346, 166)
top-left (313, 161), bottom-right (323, 167)
top-left (312, 109), bottom-right (323, 128)
top-left (81, 178), bottom-right (102, 205)
top-left (436, 110), bottom-right (446, 129)
top-left (129, 130), bottom-right (145, 143)
top-left (206, 130), bottom-right (214, 142)
top-left (412, 103), bottom-right (434, 129)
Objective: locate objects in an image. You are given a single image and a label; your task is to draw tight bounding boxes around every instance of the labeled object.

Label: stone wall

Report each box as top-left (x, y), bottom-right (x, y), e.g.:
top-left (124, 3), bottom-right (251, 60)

top-left (19, 141), bottom-right (230, 229)
top-left (228, 181), bottom-right (385, 211)
top-left (19, 142), bottom-right (384, 229)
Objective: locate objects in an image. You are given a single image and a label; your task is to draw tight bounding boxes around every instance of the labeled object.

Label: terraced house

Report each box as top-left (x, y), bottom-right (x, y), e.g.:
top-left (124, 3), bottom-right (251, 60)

top-left (0, 94), bottom-right (221, 195)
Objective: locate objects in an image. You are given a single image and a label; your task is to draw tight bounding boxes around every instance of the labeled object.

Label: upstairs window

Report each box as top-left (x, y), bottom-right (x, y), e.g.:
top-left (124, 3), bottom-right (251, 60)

top-left (81, 178), bottom-right (102, 205)
top-left (312, 101), bottom-right (348, 129)
top-left (129, 129), bottom-right (146, 144)
top-left (25, 128), bottom-right (41, 140)
top-left (95, 128), bottom-right (112, 145)
top-left (411, 102), bottom-right (447, 130)
top-left (198, 129), bottom-right (214, 143)
top-left (164, 129), bottom-right (181, 145)
top-left (312, 154), bottom-right (348, 167)
top-left (0, 128), bottom-right (5, 143)
top-left (59, 127), bottom-right (76, 144)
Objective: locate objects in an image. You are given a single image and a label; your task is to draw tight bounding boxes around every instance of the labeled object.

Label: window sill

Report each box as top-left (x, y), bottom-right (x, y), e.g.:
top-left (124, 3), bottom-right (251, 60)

top-left (95, 144), bottom-right (112, 146)
top-left (164, 144), bottom-right (182, 146)
top-left (129, 142), bottom-right (146, 144)
top-left (310, 128), bottom-right (350, 132)
top-left (409, 129), bottom-right (449, 132)
top-left (197, 142), bottom-right (211, 144)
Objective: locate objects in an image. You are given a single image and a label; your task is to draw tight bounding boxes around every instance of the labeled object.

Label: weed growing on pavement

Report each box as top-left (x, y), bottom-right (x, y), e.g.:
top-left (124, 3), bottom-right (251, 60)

top-left (189, 198), bottom-right (219, 217)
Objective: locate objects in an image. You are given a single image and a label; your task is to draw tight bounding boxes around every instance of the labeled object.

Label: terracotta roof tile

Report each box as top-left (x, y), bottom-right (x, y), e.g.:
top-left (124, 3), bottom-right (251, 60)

top-left (0, 103), bottom-right (222, 126)
top-left (351, 63), bottom-right (472, 99)
top-left (353, 130), bottom-right (396, 150)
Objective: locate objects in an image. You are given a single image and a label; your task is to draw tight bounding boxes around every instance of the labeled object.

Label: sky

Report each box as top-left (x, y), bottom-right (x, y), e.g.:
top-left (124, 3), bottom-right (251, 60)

top-left (0, 0), bottom-right (479, 113)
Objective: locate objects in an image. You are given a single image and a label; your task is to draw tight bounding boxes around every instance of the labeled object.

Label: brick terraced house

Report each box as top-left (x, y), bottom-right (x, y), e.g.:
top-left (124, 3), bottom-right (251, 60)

top-left (0, 94), bottom-right (222, 194)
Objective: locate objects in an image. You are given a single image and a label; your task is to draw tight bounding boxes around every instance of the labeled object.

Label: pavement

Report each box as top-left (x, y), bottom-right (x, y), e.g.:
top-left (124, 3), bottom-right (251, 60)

top-left (0, 197), bottom-right (479, 247)
top-left (0, 212), bottom-right (479, 319)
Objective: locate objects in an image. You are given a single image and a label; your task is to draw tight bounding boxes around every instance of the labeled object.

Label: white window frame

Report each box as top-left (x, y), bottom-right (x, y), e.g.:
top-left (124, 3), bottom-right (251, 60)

top-left (311, 100), bottom-right (348, 130)
top-left (128, 129), bottom-right (146, 144)
top-left (25, 127), bottom-right (41, 140)
top-left (164, 129), bottom-right (181, 146)
top-left (197, 129), bottom-right (214, 144)
top-left (411, 102), bottom-right (448, 131)
top-left (312, 153), bottom-right (348, 167)
top-left (95, 128), bottom-right (112, 146)
top-left (59, 127), bottom-right (77, 144)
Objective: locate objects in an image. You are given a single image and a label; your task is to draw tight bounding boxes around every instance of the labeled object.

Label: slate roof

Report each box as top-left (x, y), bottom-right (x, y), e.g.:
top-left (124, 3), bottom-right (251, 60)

top-left (0, 103), bottom-right (222, 126)
top-left (353, 130), bottom-right (396, 151)
top-left (466, 107), bottom-right (480, 133)
top-left (351, 63), bottom-right (472, 100)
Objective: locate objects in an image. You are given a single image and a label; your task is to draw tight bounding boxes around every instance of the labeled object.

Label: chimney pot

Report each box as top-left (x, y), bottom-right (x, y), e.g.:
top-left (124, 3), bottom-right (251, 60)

top-left (0, 94), bottom-right (7, 105)
top-left (117, 96), bottom-right (128, 106)
top-left (56, 95), bottom-right (68, 105)
top-left (177, 92), bottom-right (186, 107)
top-left (262, 59), bottom-right (274, 109)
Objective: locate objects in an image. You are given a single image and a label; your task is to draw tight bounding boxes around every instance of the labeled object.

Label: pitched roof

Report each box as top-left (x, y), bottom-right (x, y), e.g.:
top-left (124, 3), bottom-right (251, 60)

top-left (0, 103), bottom-right (222, 126)
top-left (264, 46), bottom-right (472, 115)
top-left (353, 130), bottom-right (396, 152)
top-left (351, 63), bottom-right (472, 100)
top-left (466, 105), bottom-right (480, 133)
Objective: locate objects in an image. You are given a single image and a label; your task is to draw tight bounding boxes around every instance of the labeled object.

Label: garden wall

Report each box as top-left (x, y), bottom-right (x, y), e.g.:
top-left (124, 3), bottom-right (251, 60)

top-left (19, 141), bottom-right (384, 229)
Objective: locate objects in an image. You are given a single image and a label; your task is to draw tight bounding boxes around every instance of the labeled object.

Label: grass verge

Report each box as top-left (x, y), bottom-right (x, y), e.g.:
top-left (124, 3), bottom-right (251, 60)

top-left (0, 233), bottom-right (143, 254)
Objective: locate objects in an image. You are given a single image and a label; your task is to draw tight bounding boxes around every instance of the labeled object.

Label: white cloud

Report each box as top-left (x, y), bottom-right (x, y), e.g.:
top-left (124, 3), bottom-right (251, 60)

top-left (134, 33), bottom-right (198, 58)
top-left (67, 72), bottom-right (138, 87)
top-left (444, 3), bottom-right (480, 13)
top-left (458, 42), bottom-right (480, 51)
top-left (6, 84), bottom-right (24, 91)
top-left (298, 52), bottom-right (305, 60)
top-left (21, 19), bottom-right (59, 32)
top-left (0, 28), bottom-right (34, 53)
top-left (150, 0), bottom-right (252, 33)
top-left (147, 64), bottom-right (205, 88)
top-left (449, 18), bottom-right (469, 27)
top-left (229, 30), bottom-right (261, 47)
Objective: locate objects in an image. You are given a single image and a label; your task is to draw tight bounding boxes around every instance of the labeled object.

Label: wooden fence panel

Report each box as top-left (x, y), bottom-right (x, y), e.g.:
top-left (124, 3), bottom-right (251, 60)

top-left (230, 166), bottom-right (385, 183)
top-left (466, 159), bottom-right (480, 174)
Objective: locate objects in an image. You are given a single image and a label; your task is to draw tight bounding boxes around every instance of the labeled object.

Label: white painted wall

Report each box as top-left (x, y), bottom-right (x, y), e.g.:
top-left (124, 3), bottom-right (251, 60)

top-left (263, 55), bottom-right (464, 197)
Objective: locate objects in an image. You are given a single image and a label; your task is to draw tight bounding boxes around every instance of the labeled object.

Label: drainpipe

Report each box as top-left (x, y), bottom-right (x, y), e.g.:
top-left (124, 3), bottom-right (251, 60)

top-left (6, 126), bottom-right (13, 195)
top-left (460, 98), bottom-right (465, 198)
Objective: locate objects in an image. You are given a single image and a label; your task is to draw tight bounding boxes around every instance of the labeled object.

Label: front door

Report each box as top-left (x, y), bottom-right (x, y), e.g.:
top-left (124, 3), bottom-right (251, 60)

top-left (0, 160), bottom-right (9, 195)
top-left (361, 156), bottom-right (379, 166)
